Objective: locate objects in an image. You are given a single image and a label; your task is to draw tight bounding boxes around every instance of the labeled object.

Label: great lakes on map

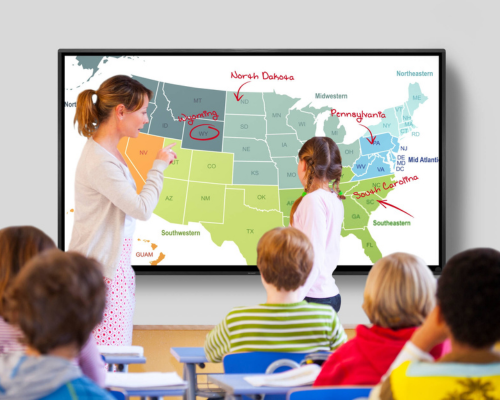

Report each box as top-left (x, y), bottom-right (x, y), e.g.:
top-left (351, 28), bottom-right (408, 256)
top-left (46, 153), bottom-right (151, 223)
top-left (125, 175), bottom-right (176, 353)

top-left (117, 76), bottom-right (428, 265)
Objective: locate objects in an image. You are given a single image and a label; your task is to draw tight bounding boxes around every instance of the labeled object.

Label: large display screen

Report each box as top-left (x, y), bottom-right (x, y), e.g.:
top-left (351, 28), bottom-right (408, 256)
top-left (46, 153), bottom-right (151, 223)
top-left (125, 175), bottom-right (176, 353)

top-left (59, 50), bottom-right (445, 274)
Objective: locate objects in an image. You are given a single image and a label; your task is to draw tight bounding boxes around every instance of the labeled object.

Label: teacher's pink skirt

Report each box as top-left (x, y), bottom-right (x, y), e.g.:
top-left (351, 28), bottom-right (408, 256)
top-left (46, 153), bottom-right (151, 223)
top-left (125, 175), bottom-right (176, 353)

top-left (93, 238), bottom-right (135, 346)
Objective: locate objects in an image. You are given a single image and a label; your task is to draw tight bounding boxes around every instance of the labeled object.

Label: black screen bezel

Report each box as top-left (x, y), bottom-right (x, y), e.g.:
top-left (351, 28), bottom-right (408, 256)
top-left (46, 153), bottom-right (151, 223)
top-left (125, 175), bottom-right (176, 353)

top-left (58, 49), bottom-right (446, 275)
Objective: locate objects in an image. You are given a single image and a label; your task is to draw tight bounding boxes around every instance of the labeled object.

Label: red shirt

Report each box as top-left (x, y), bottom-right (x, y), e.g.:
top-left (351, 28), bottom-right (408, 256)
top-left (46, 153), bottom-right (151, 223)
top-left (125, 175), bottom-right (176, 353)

top-left (314, 325), bottom-right (445, 386)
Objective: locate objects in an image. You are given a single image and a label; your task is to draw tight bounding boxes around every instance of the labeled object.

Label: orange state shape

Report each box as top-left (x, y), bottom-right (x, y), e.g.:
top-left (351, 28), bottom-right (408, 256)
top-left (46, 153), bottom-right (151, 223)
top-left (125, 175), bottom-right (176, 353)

top-left (118, 134), bottom-right (164, 193)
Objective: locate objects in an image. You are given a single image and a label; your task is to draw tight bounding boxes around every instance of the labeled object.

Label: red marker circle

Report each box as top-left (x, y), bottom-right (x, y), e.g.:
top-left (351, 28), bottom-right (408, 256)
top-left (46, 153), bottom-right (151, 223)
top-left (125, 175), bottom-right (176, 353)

top-left (189, 124), bottom-right (220, 141)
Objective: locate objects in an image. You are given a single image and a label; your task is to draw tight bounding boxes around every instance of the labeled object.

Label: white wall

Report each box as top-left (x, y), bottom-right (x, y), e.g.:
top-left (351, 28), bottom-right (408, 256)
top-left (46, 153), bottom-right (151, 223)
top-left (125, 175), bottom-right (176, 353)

top-left (1, 0), bottom-right (499, 326)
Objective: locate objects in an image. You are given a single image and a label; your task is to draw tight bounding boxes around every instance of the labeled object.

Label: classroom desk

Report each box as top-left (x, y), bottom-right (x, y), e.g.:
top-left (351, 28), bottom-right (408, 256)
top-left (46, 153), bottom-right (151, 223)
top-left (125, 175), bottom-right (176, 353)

top-left (110, 387), bottom-right (186, 400)
top-left (103, 355), bottom-right (147, 372)
top-left (208, 373), bottom-right (299, 400)
top-left (170, 347), bottom-right (223, 400)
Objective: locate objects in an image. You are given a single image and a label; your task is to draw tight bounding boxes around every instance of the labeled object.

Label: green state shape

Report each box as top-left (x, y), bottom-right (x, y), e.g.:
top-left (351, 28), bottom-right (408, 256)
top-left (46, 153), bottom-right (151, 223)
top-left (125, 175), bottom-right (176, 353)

top-left (202, 189), bottom-right (284, 265)
top-left (287, 110), bottom-right (316, 141)
top-left (224, 115), bottom-right (267, 140)
top-left (338, 141), bottom-right (361, 168)
top-left (223, 138), bottom-right (271, 161)
top-left (341, 228), bottom-right (382, 264)
top-left (324, 115), bottom-right (347, 144)
top-left (189, 150), bottom-right (233, 184)
top-left (228, 185), bottom-right (280, 211)
top-left (300, 104), bottom-right (331, 118)
top-left (341, 166), bottom-right (355, 183)
top-left (267, 134), bottom-right (303, 157)
top-left (184, 182), bottom-right (225, 223)
top-left (283, 216), bottom-right (290, 227)
top-left (279, 189), bottom-right (303, 218)
top-left (163, 138), bottom-right (192, 180)
top-left (263, 91), bottom-right (299, 134)
top-left (339, 181), bottom-right (360, 196)
top-left (232, 162), bottom-right (278, 185)
top-left (343, 196), bottom-right (370, 229)
top-left (154, 178), bottom-right (188, 225)
top-left (225, 91), bottom-right (265, 115)
top-left (350, 174), bottom-right (395, 201)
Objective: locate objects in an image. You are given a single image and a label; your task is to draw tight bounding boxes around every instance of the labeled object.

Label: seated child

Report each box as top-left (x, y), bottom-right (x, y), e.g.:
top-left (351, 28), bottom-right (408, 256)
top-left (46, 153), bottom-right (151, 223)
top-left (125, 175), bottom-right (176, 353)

top-left (315, 252), bottom-right (444, 386)
top-left (0, 250), bottom-right (113, 399)
top-left (0, 225), bottom-right (106, 386)
top-left (370, 248), bottom-right (500, 400)
top-left (204, 227), bottom-right (347, 363)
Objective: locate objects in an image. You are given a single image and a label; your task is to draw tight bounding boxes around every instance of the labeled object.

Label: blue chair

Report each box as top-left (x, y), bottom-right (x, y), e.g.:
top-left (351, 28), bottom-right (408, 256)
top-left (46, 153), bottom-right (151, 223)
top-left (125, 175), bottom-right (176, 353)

top-left (108, 388), bottom-right (127, 400)
top-left (223, 352), bottom-right (308, 374)
top-left (287, 386), bottom-right (372, 400)
top-left (223, 352), bottom-right (311, 400)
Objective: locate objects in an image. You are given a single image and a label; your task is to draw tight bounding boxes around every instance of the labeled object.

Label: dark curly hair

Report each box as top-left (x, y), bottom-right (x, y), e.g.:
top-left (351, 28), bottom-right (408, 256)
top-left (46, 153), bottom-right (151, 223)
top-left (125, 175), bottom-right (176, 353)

top-left (437, 248), bottom-right (500, 348)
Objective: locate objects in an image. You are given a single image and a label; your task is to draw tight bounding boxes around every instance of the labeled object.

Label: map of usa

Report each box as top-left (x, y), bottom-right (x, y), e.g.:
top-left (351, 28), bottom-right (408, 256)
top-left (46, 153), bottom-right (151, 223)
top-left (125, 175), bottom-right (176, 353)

top-left (116, 75), bottom-right (428, 265)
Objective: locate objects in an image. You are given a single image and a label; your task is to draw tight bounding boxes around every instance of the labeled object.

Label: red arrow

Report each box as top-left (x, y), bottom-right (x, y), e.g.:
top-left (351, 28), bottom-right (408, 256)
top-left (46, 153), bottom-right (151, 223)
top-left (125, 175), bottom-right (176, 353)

top-left (377, 200), bottom-right (414, 218)
top-left (234, 81), bottom-right (251, 101)
top-left (360, 124), bottom-right (376, 145)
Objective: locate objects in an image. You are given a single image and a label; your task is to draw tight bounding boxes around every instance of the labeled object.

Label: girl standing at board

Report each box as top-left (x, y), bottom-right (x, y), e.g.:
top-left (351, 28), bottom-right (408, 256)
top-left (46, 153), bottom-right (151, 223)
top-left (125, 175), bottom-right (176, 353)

top-left (70, 75), bottom-right (177, 346)
top-left (290, 137), bottom-right (345, 312)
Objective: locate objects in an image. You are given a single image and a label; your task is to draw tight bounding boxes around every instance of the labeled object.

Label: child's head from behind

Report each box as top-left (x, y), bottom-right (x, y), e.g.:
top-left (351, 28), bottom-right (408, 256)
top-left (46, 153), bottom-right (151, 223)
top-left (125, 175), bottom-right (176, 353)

top-left (363, 252), bottom-right (436, 329)
top-left (290, 137), bottom-right (345, 225)
top-left (437, 248), bottom-right (500, 348)
top-left (257, 227), bottom-right (314, 292)
top-left (6, 250), bottom-right (106, 355)
top-left (0, 226), bottom-right (56, 316)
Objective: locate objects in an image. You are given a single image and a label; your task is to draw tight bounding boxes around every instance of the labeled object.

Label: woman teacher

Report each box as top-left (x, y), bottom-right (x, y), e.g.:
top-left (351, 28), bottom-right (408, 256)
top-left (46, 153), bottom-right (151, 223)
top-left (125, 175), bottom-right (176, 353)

top-left (70, 75), bottom-right (177, 345)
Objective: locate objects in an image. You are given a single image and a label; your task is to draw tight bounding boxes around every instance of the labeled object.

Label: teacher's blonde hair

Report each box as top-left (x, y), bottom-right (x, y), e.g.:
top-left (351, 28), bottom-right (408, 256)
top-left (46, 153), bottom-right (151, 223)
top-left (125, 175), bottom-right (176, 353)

top-left (363, 252), bottom-right (436, 329)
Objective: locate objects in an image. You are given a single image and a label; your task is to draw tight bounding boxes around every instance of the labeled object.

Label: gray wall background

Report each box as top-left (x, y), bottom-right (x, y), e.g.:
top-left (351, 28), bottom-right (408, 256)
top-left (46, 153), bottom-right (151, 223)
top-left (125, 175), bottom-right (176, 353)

top-left (1, 0), bottom-right (498, 326)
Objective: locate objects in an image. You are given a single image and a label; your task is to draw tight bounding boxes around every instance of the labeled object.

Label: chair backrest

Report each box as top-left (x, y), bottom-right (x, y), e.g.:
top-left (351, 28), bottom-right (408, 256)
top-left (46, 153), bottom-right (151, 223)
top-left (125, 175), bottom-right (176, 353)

top-left (108, 388), bottom-right (128, 400)
top-left (223, 352), bottom-right (308, 374)
top-left (287, 386), bottom-right (372, 400)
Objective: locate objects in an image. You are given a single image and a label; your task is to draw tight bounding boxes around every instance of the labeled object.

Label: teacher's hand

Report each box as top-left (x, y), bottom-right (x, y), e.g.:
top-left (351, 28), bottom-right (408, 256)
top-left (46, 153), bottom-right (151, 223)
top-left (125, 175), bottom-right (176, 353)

top-left (156, 143), bottom-right (177, 165)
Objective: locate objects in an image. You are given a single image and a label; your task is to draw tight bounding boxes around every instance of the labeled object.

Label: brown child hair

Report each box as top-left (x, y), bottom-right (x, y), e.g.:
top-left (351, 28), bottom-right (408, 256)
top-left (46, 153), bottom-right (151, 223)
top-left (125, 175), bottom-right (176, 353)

top-left (257, 227), bottom-right (314, 291)
top-left (74, 75), bottom-right (154, 138)
top-left (0, 226), bottom-right (56, 317)
top-left (289, 137), bottom-right (345, 225)
top-left (5, 250), bottom-right (106, 354)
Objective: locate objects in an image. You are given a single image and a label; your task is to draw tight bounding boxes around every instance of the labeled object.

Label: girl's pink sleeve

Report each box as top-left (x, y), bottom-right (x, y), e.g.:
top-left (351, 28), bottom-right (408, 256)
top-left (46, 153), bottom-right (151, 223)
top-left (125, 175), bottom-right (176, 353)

top-left (77, 335), bottom-right (106, 387)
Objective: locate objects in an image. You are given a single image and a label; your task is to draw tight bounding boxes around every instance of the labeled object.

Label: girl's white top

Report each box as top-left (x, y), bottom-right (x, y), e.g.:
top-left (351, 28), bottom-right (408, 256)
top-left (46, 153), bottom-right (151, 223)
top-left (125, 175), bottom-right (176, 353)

top-left (293, 189), bottom-right (344, 298)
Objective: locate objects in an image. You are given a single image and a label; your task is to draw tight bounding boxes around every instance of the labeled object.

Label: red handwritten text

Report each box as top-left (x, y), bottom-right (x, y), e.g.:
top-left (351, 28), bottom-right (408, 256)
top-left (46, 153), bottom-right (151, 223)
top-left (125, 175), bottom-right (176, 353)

top-left (178, 111), bottom-right (219, 126)
top-left (331, 109), bottom-right (386, 124)
top-left (231, 71), bottom-right (294, 81)
top-left (353, 176), bottom-right (419, 199)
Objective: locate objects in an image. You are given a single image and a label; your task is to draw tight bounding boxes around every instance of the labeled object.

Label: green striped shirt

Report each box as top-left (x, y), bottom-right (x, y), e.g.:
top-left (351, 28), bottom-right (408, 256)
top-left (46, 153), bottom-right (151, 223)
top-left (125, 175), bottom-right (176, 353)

top-left (204, 301), bottom-right (347, 363)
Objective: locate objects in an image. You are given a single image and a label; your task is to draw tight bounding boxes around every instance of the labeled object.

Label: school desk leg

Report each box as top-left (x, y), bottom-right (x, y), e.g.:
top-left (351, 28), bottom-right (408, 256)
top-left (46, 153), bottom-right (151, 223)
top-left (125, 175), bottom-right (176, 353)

top-left (183, 363), bottom-right (197, 400)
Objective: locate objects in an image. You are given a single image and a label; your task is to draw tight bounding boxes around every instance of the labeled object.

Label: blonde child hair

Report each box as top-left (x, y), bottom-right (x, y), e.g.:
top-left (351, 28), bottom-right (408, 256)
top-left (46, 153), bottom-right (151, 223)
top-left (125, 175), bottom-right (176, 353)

top-left (363, 252), bottom-right (436, 329)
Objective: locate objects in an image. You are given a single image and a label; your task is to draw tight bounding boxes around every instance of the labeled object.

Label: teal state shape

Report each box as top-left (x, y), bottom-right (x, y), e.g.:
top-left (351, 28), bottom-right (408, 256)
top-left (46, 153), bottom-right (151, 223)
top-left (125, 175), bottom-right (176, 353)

top-left (233, 162), bottom-right (278, 185)
top-left (362, 108), bottom-right (400, 138)
top-left (223, 138), bottom-right (272, 161)
top-left (338, 141), bottom-right (361, 168)
top-left (225, 91), bottom-right (265, 115)
top-left (288, 110), bottom-right (316, 141)
top-left (407, 83), bottom-right (428, 115)
top-left (224, 115), bottom-right (266, 140)
top-left (273, 157), bottom-right (302, 189)
top-left (263, 92), bottom-right (299, 134)
top-left (267, 134), bottom-right (303, 158)
top-left (324, 115), bottom-right (347, 144)
top-left (300, 103), bottom-right (331, 118)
